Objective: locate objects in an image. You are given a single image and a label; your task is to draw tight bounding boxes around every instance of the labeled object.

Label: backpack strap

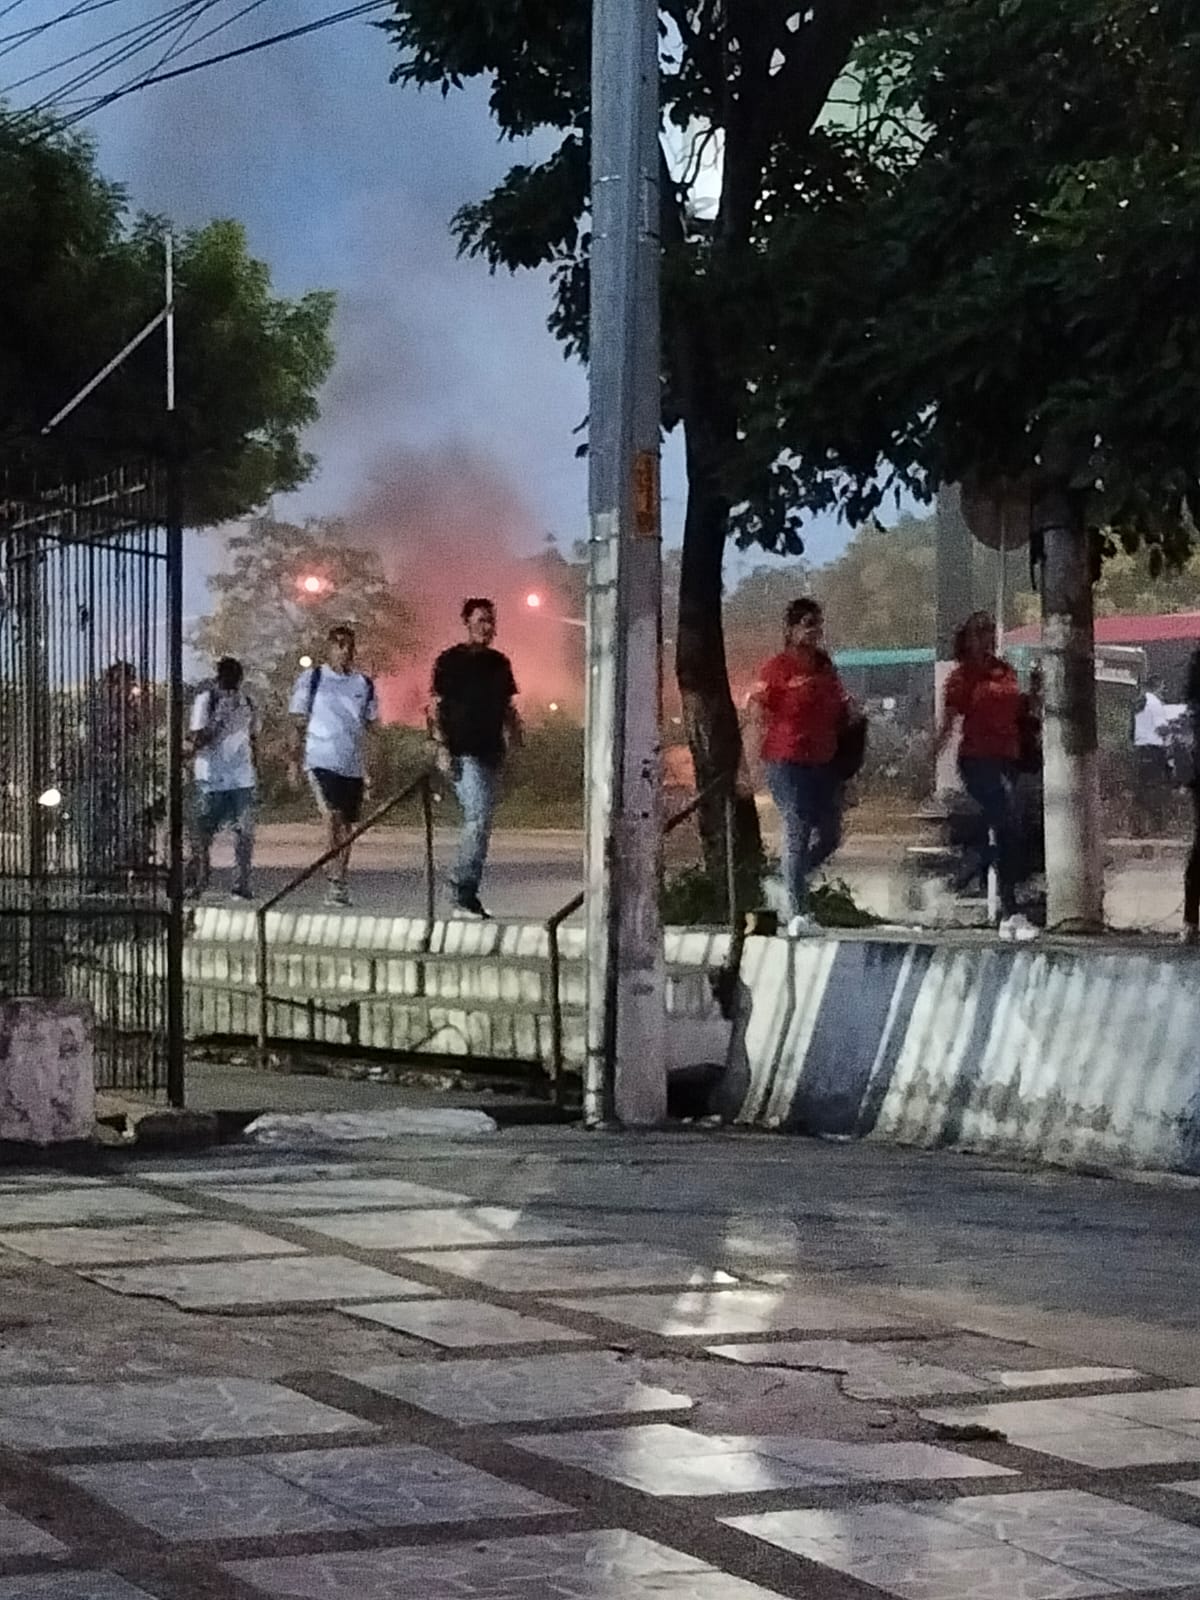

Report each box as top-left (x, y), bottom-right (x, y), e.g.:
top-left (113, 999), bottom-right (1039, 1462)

top-left (304, 665), bottom-right (322, 719)
top-left (362, 674), bottom-right (376, 724)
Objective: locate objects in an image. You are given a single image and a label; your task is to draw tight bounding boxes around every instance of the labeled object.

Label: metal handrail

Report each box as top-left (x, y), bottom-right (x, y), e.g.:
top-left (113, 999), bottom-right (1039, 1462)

top-left (545, 771), bottom-right (740, 1093)
top-left (256, 768), bottom-right (436, 1063)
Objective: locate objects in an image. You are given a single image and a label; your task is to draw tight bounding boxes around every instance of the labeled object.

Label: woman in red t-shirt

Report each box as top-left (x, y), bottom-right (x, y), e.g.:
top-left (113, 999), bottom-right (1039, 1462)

top-left (936, 611), bottom-right (1036, 940)
top-left (750, 597), bottom-right (848, 936)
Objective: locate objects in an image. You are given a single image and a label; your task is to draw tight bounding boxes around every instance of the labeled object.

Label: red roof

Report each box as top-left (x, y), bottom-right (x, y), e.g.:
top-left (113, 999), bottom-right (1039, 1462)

top-left (1006, 612), bottom-right (1200, 647)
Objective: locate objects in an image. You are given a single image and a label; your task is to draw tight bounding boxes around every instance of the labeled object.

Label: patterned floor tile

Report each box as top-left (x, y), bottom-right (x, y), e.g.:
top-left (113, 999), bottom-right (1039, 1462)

top-left (754, 1438), bottom-right (1015, 1482)
top-left (0, 1189), bottom-right (191, 1229)
top-left (935, 1487), bottom-right (1200, 1545)
top-left (207, 1178), bottom-right (469, 1214)
top-left (924, 1395), bottom-right (1200, 1469)
top-left (733, 1487), bottom-right (1200, 1598)
top-left (0, 1377), bottom-right (370, 1450)
top-left (340, 1298), bottom-right (591, 1348)
top-left (0, 1577), bottom-right (161, 1600)
top-left (519, 1424), bottom-right (1013, 1495)
top-left (1011, 1426), bottom-right (1200, 1470)
top-left (83, 1255), bottom-right (437, 1309)
top-left (0, 1504), bottom-right (67, 1557)
top-left (65, 1456), bottom-right (359, 1540)
top-left (296, 1207), bottom-right (598, 1251)
top-left (517, 1430), bottom-right (826, 1495)
top-left (228, 1528), bottom-right (781, 1599)
top-left (0, 1221), bottom-right (305, 1267)
top-left (263, 1444), bottom-right (565, 1524)
top-left (937, 1489), bottom-right (1200, 1590)
top-left (1080, 1386), bottom-right (1200, 1425)
top-left (796, 1544), bottom-right (1118, 1600)
top-left (402, 1244), bottom-right (738, 1293)
top-left (552, 1288), bottom-right (891, 1337)
top-left (341, 1351), bottom-right (696, 1423)
top-left (987, 1367), bottom-right (1144, 1390)
top-left (921, 1396), bottom-right (1138, 1438)
top-left (726, 1504), bottom-right (997, 1560)
top-left (710, 1340), bottom-right (992, 1400)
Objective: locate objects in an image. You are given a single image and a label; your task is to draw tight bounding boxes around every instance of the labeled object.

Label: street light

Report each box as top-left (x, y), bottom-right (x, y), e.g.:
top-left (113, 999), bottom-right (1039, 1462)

top-left (525, 592), bottom-right (587, 630)
top-left (297, 574), bottom-right (327, 598)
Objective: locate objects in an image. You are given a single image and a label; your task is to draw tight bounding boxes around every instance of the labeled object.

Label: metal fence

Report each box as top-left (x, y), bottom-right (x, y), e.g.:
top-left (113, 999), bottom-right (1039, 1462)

top-left (0, 465), bottom-right (184, 1101)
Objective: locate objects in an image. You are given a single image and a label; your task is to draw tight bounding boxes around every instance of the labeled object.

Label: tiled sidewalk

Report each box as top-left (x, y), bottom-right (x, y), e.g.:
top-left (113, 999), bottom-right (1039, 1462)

top-left (0, 1144), bottom-right (1197, 1599)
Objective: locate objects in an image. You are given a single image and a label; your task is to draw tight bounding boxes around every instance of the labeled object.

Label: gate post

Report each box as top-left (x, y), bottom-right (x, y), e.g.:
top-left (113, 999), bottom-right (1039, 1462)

top-left (165, 446), bottom-right (186, 1108)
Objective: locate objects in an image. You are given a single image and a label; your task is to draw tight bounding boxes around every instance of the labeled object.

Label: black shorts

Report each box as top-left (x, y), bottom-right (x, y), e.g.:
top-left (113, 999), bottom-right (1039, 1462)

top-left (308, 768), bottom-right (364, 824)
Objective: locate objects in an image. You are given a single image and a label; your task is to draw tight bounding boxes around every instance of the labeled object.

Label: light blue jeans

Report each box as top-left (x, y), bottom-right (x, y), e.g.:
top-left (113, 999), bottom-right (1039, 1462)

top-left (451, 756), bottom-right (500, 900)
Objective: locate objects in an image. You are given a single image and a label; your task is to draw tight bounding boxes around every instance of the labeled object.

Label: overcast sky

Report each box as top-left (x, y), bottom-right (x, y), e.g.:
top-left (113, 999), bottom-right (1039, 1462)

top-left (5, 0), bottom-right (852, 621)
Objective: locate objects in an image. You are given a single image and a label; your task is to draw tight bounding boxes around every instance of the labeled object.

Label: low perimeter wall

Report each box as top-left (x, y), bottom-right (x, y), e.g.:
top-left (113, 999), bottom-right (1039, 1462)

top-left (720, 935), bottom-right (1200, 1177)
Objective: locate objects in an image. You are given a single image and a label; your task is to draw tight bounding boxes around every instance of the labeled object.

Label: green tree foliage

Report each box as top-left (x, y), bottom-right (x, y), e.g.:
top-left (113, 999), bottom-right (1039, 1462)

top-left (191, 517), bottom-right (414, 800)
top-left (0, 117), bottom-right (334, 523)
top-left (380, 0), bottom-right (905, 875)
top-left (763, 0), bottom-right (1200, 551)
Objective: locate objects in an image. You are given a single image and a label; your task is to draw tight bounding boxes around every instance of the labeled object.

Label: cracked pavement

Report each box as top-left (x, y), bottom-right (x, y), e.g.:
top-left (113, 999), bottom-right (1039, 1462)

top-left (0, 1125), bottom-right (1197, 1598)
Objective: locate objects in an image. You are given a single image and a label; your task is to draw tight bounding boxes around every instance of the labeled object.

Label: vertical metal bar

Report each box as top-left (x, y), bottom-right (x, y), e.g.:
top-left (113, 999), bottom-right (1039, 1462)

top-left (165, 458), bottom-right (186, 1105)
top-left (422, 777), bottom-right (435, 927)
top-left (584, 0), bottom-right (665, 1128)
top-left (548, 919), bottom-right (564, 1098)
top-left (256, 905), bottom-right (270, 1066)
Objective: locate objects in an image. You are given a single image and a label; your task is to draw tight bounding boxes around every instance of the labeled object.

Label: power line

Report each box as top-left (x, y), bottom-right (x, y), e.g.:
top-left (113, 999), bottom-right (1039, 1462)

top-left (4, 2), bottom-right (207, 100)
top-left (54, 1), bottom-right (389, 130)
top-left (0, 0), bottom-right (129, 61)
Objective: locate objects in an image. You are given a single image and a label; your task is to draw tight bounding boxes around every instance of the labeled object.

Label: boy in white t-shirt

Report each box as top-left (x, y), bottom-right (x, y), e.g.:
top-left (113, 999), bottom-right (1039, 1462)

top-left (288, 624), bottom-right (378, 907)
top-left (186, 656), bottom-right (258, 900)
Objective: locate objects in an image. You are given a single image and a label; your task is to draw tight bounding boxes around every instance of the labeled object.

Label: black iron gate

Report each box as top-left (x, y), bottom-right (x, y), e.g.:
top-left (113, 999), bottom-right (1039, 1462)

top-left (0, 465), bottom-right (184, 1101)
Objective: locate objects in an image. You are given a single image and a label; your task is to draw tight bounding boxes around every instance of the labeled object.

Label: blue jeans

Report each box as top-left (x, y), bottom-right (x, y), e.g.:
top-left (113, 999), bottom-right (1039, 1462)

top-left (188, 787), bottom-right (256, 895)
top-left (451, 757), bottom-right (500, 900)
top-left (959, 757), bottom-right (1018, 917)
top-left (766, 760), bottom-right (841, 917)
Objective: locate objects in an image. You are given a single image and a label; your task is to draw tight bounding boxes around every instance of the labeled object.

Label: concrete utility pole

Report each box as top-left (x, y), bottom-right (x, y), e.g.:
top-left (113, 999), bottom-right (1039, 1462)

top-left (582, 0), bottom-right (666, 1126)
top-left (1037, 488), bottom-right (1104, 931)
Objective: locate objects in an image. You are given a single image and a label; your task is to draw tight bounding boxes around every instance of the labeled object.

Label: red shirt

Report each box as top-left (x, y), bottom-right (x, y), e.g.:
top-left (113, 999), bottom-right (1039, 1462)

top-left (755, 647), bottom-right (848, 765)
top-left (945, 657), bottom-right (1022, 761)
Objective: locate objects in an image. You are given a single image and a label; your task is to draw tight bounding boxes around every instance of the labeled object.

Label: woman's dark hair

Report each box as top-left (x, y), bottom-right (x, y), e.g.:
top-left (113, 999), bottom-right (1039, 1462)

top-left (215, 656), bottom-right (243, 689)
top-left (1185, 646), bottom-right (1200, 707)
top-left (462, 597), bottom-right (495, 624)
top-left (784, 597), bottom-right (822, 628)
top-left (953, 610), bottom-right (995, 662)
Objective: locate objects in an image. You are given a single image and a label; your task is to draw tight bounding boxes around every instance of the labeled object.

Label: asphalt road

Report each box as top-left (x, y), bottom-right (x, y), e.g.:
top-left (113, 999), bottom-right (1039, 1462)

top-left (201, 822), bottom-right (1192, 929)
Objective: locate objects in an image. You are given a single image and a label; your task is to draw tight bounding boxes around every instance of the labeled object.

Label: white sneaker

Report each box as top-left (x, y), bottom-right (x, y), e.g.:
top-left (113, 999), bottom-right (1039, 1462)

top-left (324, 882), bottom-right (351, 909)
top-left (787, 913), bottom-right (823, 939)
top-left (999, 913), bottom-right (1038, 943)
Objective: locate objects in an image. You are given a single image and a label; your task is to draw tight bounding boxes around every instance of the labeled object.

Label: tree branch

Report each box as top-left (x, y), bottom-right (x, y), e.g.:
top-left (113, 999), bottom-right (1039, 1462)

top-left (769, 0), bottom-right (882, 138)
top-left (660, 0), bottom-right (724, 102)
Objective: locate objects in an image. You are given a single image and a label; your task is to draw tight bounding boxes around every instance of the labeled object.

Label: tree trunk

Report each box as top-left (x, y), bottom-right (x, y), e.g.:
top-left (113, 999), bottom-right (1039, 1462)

top-left (675, 414), bottom-right (763, 899)
top-left (1036, 481), bottom-right (1104, 931)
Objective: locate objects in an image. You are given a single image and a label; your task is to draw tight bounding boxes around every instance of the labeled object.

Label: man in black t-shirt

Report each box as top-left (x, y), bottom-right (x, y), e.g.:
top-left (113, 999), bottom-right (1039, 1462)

top-left (430, 598), bottom-right (521, 917)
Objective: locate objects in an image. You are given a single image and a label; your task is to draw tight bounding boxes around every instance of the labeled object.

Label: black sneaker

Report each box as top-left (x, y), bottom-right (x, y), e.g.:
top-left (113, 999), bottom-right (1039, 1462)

top-left (454, 892), bottom-right (491, 920)
top-left (231, 886), bottom-right (254, 903)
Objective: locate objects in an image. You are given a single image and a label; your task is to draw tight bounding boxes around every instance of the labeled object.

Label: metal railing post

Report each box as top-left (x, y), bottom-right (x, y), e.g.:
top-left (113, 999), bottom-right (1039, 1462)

top-left (254, 766), bottom-right (434, 1064)
top-left (256, 904), bottom-right (270, 1067)
top-left (422, 777), bottom-right (436, 926)
top-left (548, 922), bottom-right (564, 1097)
